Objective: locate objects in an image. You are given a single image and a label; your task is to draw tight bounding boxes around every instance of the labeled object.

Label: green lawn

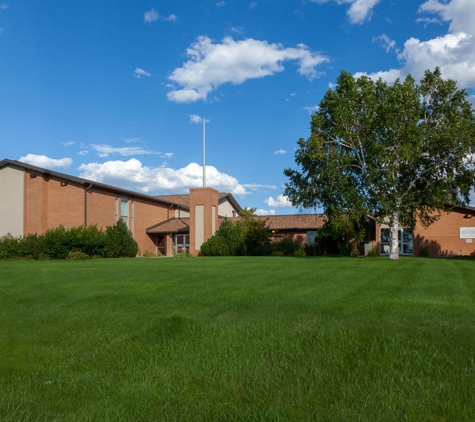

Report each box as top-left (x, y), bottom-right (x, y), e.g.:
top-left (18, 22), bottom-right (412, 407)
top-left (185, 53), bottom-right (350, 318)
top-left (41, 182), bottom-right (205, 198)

top-left (1, 257), bottom-right (475, 421)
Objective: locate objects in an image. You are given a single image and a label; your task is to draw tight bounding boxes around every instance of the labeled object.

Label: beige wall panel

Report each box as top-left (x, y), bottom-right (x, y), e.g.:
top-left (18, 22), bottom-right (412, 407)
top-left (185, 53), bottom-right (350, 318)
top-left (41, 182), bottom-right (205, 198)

top-left (218, 200), bottom-right (234, 217)
top-left (0, 166), bottom-right (24, 237)
top-left (175, 209), bottom-right (190, 218)
top-left (195, 205), bottom-right (204, 249)
top-left (212, 206), bottom-right (216, 234)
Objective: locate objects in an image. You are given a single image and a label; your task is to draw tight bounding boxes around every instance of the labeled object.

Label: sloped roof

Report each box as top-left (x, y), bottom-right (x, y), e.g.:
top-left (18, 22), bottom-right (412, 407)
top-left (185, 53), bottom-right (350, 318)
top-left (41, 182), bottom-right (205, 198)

top-left (146, 218), bottom-right (189, 234)
top-left (0, 159), bottom-right (188, 209)
top-left (223, 214), bottom-right (325, 230)
top-left (145, 214), bottom-right (324, 234)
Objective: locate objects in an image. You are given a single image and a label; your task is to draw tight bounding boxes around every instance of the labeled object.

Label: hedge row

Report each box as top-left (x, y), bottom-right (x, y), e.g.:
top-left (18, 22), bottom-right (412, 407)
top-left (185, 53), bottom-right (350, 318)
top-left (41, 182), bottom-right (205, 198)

top-left (0, 220), bottom-right (138, 260)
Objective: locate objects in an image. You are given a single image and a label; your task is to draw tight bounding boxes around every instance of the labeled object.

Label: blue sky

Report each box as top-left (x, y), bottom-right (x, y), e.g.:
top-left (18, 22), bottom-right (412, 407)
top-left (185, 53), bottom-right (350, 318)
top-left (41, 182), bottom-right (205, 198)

top-left (1, 0), bottom-right (475, 214)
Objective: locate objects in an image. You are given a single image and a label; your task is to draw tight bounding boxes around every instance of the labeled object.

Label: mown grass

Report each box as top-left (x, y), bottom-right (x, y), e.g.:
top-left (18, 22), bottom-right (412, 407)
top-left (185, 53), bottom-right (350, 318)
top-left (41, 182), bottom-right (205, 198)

top-left (1, 257), bottom-right (475, 421)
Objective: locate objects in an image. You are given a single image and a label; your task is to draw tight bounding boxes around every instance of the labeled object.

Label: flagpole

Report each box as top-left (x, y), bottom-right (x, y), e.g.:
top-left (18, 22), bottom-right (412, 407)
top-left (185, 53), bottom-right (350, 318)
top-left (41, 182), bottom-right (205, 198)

top-left (203, 118), bottom-right (206, 188)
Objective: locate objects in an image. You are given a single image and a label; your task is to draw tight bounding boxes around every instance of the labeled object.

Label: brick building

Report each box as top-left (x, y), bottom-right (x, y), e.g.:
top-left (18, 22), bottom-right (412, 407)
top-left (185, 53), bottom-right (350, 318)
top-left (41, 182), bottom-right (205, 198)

top-left (1, 158), bottom-right (475, 257)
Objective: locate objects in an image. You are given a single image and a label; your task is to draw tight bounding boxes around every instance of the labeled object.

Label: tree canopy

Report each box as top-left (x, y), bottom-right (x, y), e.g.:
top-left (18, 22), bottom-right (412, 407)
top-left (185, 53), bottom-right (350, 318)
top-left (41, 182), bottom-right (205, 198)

top-left (284, 68), bottom-right (475, 259)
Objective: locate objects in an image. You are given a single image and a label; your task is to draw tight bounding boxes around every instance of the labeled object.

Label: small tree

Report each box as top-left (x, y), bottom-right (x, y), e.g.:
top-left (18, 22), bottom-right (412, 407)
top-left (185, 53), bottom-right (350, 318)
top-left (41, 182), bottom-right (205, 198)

top-left (236, 208), bottom-right (272, 255)
top-left (215, 217), bottom-right (246, 256)
top-left (285, 68), bottom-right (475, 259)
top-left (104, 220), bottom-right (138, 258)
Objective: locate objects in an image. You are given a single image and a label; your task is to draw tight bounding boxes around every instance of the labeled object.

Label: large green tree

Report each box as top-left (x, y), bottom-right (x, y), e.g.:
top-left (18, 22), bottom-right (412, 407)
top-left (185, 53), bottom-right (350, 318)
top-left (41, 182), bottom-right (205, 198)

top-left (284, 68), bottom-right (475, 259)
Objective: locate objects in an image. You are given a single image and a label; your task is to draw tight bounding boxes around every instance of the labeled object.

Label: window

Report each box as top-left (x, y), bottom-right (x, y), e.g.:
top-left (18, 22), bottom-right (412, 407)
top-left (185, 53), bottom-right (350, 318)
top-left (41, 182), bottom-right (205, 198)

top-left (380, 228), bottom-right (413, 255)
top-left (173, 234), bottom-right (189, 256)
top-left (121, 197), bottom-right (129, 226)
top-left (306, 231), bottom-right (316, 245)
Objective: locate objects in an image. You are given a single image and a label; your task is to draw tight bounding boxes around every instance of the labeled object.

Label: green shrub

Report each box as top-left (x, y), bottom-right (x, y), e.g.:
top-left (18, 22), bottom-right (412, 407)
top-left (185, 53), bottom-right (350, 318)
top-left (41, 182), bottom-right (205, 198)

top-left (200, 236), bottom-right (230, 256)
top-left (0, 234), bottom-right (26, 259)
top-left (24, 234), bottom-right (43, 259)
top-left (304, 244), bottom-right (319, 256)
top-left (293, 249), bottom-right (306, 257)
top-left (272, 238), bottom-right (303, 256)
top-left (216, 218), bottom-right (246, 256)
top-left (66, 251), bottom-right (90, 260)
top-left (143, 250), bottom-right (157, 257)
top-left (271, 251), bottom-right (284, 256)
top-left (104, 220), bottom-right (138, 258)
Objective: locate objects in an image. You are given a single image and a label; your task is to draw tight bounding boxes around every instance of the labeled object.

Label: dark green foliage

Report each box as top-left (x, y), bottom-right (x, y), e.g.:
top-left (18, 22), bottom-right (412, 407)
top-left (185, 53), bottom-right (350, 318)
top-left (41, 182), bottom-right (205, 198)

top-left (236, 208), bottom-right (272, 255)
top-left (272, 238), bottom-right (304, 256)
top-left (103, 219), bottom-right (138, 258)
top-left (200, 211), bottom-right (271, 256)
top-left (38, 225), bottom-right (107, 259)
top-left (315, 216), bottom-right (369, 256)
top-left (214, 217), bottom-right (246, 256)
top-left (0, 234), bottom-right (26, 259)
top-left (200, 235), bottom-right (230, 256)
top-left (285, 68), bottom-right (475, 259)
top-left (0, 223), bottom-right (133, 260)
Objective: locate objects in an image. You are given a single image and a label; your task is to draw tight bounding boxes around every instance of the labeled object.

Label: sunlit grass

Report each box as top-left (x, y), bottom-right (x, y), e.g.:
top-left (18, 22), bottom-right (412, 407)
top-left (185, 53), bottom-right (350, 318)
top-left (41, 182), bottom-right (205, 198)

top-left (1, 257), bottom-right (475, 420)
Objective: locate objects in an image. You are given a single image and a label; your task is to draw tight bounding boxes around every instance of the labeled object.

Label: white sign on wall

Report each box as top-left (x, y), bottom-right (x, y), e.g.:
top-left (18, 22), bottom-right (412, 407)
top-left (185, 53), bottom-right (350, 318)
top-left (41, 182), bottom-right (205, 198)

top-left (460, 227), bottom-right (475, 239)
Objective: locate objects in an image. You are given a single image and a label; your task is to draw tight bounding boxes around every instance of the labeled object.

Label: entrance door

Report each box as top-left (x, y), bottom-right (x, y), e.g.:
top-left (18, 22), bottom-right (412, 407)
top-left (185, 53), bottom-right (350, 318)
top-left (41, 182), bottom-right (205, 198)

top-left (380, 228), bottom-right (413, 255)
top-left (174, 234), bottom-right (189, 256)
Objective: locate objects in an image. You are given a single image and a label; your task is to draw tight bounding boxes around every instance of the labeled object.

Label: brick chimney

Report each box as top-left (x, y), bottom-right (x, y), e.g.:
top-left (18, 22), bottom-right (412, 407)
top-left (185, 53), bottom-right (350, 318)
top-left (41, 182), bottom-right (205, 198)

top-left (189, 187), bottom-right (219, 255)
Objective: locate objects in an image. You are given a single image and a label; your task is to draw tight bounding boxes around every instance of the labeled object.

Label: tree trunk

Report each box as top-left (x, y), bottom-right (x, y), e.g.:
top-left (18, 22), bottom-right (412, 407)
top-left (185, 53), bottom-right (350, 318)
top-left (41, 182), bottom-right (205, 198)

top-left (389, 212), bottom-right (399, 260)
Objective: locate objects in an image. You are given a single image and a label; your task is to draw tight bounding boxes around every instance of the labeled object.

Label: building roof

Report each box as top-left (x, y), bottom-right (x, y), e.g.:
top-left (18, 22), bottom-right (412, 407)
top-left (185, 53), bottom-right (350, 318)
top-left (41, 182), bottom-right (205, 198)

top-left (145, 213), bottom-right (324, 234)
top-left (146, 218), bottom-right (189, 234)
top-left (224, 214), bottom-right (325, 230)
top-left (1, 159), bottom-right (197, 210)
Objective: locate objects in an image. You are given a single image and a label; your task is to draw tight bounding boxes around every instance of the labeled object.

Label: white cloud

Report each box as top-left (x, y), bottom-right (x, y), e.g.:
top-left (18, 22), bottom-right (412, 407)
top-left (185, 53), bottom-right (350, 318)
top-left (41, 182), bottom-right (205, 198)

top-left (304, 105), bottom-right (320, 113)
top-left (0, 4), bottom-right (7, 10)
top-left (347, 0), bottom-right (380, 24)
top-left (62, 141), bottom-right (76, 146)
top-left (123, 138), bottom-right (141, 143)
top-left (354, 68), bottom-right (402, 84)
top-left (255, 209), bottom-right (276, 216)
top-left (419, 0), bottom-right (475, 34)
top-left (309, 0), bottom-right (380, 24)
top-left (134, 68), bottom-right (151, 78)
top-left (189, 114), bottom-right (202, 123)
top-left (78, 150), bottom-right (89, 155)
top-left (162, 153), bottom-right (173, 158)
top-left (241, 183), bottom-right (277, 191)
top-left (164, 14), bottom-right (177, 21)
top-left (373, 34), bottom-right (397, 52)
top-left (216, 1), bottom-right (225, 7)
top-left (264, 194), bottom-right (293, 208)
top-left (144, 9), bottom-right (159, 22)
top-left (19, 154), bottom-right (73, 169)
top-left (78, 159), bottom-right (249, 196)
top-left (249, 2), bottom-right (257, 10)
top-left (0, 28), bottom-right (3, 34)
top-left (274, 149), bottom-right (287, 155)
top-left (167, 36), bottom-right (329, 103)
top-left (358, 0), bottom-right (475, 90)
top-left (90, 144), bottom-right (157, 157)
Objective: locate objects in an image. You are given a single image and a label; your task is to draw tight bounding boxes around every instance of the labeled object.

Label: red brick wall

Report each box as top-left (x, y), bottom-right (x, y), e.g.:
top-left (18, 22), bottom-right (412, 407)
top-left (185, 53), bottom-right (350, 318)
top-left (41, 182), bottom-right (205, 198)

top-left (375, 208), bottom-right (475, 256)
top-left (22, 170), bottom-right (173, 256)
top-left (133, 198), bottom-right (170, 256)
top-left (24, 170), bottom-right (48, 235)
top-left (270, 231), bottom-right (307, 245)
top-left (86, 188), bottom-right (116, 229)
top-left (414, 209), bottom-right (475, 256)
